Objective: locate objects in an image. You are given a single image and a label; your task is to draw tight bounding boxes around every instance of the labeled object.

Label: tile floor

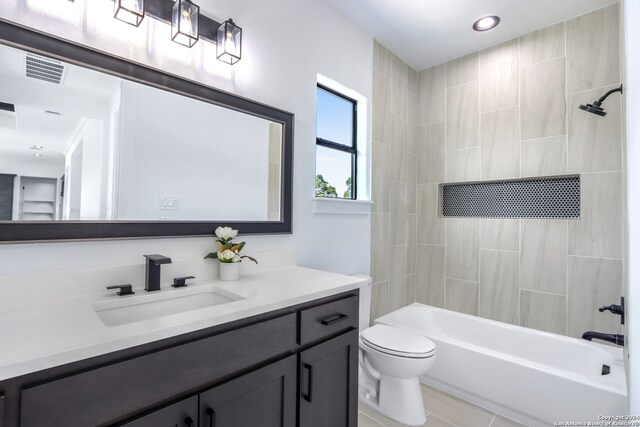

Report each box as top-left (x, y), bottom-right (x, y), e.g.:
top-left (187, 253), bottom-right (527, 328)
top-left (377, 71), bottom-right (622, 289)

top-left (358, 384), bottom-right (527, 427)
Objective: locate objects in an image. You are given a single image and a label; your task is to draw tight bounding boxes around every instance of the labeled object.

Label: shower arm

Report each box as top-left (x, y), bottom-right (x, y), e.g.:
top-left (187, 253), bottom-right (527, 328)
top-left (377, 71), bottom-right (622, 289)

top-left (595, 84), bottom-right (623, 105)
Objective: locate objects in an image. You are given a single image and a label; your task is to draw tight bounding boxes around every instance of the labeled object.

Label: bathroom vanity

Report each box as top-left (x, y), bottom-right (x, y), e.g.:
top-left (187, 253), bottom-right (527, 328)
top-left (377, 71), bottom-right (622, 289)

top-left (0, 265), bottom-right (367, 427)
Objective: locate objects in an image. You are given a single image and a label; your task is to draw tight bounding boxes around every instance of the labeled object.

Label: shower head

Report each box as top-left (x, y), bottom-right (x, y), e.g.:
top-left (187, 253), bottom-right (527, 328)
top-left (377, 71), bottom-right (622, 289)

top-left (579, 102), bottom-right (607, 116)
top-left (578, 84), bottom-right (623, 117)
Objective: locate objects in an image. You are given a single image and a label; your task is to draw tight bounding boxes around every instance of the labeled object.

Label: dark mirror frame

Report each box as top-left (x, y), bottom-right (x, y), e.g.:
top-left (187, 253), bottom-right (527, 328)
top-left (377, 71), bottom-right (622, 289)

top-left (0, 20), bottom-right (293, 243)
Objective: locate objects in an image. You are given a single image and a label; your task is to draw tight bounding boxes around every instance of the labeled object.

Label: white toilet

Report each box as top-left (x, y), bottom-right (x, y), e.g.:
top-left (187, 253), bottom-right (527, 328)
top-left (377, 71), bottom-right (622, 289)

top-left (358, 283), bottom-right (436, 426)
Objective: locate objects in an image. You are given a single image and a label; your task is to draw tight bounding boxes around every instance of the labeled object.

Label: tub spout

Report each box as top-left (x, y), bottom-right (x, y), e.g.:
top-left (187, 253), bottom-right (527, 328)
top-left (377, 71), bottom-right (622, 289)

top-left (582, 331), bottom-right (624, 346)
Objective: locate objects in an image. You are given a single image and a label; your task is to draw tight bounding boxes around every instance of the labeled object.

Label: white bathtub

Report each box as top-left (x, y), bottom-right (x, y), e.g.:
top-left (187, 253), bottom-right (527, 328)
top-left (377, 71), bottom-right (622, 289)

top-left (376, 303), bottom-right (627, 427)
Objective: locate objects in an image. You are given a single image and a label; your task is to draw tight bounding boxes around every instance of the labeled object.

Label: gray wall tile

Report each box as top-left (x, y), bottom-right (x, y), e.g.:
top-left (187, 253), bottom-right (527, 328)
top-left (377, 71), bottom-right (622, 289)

top-left (446, 52), bottom-right (479, 88)
top-left (567, 256), bottom-right (623, 338)
top-left (446, 218), bottom-right (480, 281)
top-left (408, 93), bottom-right (418, 154)
top-left (446, 148), bottom-right (480, 182)
top-left (520, 290), bottom-right (567, 335)
top-left (520, 136), bottom-right (568, 177)
top-left (373, 72), bottom-right (392, 145)
top-left (419, 64), bottom-right (446, 125)
top-left (371, 141), bottom-right (391, 213)
top-left (391, 116), bottom-right (407, 182)
top-left (519, 22), bottom-right (565, 68)
top-left (390, 180), bottom-right (407, 246)
top-left (445, 279), bottom-right (479, 316)
top-left (373, 40), bottom-right (392, 78)
top-left (407, 154), bottom-right (417, 213)
top-left (416, 244), bottom-right (445, 307)
top-left (406, 274), bottom-right (416, 305)
top-left (389, 245), bottom-right (407, 311)
top-left (370, 281), bottom-right (389, 323)
top-left (521, 57), bottom-right (566, 139)
top-left (568, 172), bottom-right (623, 258)
top-left (480, 39), bottom-right (519, 112)
top-left (371, 212), bottom-right (390, 284)
top-left (520, 220), bottom-right (568, 295)
top-left (418, 122), bottom-right (445, 184)
top-left (417, 184), bottom-right (444, 245)
top-left (566, 4), bottom-right (620, 93)
top-left (480, 219), bottom-right (519, 251)
top-left (446, 81), bottom-right (480, 149)
top-left (568, 85), bottom-right (623, 173)
top-left (479, 250), bottom-right (519, 323)
top-left (480, 106), bottom-right (520, 179)
top-left (392, 54), bottom-right (409, 119)
top-left (409, 67), bottom-right (418, 95)
top-left (406, 214), bottom-right (417, 275)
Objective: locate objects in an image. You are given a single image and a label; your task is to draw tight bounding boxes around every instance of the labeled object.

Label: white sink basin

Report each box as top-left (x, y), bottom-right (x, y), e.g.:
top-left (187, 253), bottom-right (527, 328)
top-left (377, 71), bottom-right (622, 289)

top-left (93, 287), bottom-right (244, 326)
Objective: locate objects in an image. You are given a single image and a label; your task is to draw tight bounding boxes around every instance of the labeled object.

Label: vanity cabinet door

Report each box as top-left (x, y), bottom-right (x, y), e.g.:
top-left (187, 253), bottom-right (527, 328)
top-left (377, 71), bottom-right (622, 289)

top-left (199, 355), bottom-right (296, 427)
top-left (299, 330), bottom-right (358, 427)
top-left (120, 396), bottom-right (197, 427)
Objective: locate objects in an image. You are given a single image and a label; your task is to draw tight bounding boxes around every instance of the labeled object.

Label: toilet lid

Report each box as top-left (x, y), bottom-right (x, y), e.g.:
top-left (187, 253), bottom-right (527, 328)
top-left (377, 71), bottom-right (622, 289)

top-left (361, 324), bottom-right (436, 358)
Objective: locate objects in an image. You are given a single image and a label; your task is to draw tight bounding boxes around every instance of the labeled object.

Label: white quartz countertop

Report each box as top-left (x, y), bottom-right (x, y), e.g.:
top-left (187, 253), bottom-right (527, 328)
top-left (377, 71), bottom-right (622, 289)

top-left (0, 266), bottom-right (370, 382)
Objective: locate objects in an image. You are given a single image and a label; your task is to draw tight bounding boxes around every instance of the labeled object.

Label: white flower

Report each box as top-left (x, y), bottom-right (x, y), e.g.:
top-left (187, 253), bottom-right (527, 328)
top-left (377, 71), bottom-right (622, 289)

top-left (232, 254), bottom-right (241, 263)
top-left (218, 249), bottom-right (236, 261)
top-left (215, 226), bottom-right (238, 240)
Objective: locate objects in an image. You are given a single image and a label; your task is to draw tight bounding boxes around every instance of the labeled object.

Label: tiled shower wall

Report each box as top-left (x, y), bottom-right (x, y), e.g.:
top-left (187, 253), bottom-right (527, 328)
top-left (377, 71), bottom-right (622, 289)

top-left (370, 42), bottom-right (418, 321)
top-left (371, 3), bottom-right (626, 338)
top-left (414, 4), bottom-right (625, 338)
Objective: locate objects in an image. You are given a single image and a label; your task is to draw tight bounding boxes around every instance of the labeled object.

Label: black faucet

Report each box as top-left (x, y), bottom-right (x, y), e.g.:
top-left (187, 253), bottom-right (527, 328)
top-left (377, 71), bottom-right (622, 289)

top-left (143, 254), bottom-right (172, 292)
top-left (582, 331), bottom-right (624, 346)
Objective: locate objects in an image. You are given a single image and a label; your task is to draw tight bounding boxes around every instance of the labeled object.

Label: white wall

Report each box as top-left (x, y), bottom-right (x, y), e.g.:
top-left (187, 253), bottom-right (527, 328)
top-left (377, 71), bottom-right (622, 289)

top-left (623, 0), bottom-right (639, 413)
top-left (116, 80), bottom-right (270, 221)
top-left (0, 0), bottom-right (372, 276)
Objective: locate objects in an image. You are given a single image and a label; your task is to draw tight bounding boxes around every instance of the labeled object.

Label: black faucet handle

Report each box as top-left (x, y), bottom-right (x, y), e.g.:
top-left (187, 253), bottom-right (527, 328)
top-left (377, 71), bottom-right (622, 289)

top-left (172, 276), bottom-right (195, 288)
top-left (106, 284), bottom-right (135, 296)
top-left (598, 297), bottom-right (625, 325)
top-left (144, 254), bottom-right (173, 265)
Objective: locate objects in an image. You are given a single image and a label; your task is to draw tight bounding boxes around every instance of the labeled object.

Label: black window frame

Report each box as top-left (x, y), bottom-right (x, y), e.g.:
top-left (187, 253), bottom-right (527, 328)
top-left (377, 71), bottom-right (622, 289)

top-left (315, 84), bottom-right (358, 200)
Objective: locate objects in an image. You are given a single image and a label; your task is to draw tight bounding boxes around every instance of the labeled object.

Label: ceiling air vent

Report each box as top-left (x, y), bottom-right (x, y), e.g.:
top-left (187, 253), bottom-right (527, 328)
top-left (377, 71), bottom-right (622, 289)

top-left (25, 54), bottom-right (66, 84)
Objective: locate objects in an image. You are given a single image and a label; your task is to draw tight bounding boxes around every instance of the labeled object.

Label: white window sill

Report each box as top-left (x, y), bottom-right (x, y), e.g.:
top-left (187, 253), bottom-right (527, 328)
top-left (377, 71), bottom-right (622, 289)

top-left (313, 197), bottom-right (373, 215)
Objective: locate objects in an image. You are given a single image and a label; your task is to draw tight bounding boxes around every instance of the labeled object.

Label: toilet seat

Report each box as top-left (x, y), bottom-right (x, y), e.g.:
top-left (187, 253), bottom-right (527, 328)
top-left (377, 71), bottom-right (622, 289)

top-left (361, 324), bottom-right (436, 359)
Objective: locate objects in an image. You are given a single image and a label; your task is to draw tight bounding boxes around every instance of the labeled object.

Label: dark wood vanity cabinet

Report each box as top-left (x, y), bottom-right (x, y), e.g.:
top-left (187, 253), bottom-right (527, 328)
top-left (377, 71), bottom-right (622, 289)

top-left (1, 395), bottom-right (4, 427)
top-left (0, 290), bottom-right (359, 427)
top-left (299, 330), bottom-right (359, 427)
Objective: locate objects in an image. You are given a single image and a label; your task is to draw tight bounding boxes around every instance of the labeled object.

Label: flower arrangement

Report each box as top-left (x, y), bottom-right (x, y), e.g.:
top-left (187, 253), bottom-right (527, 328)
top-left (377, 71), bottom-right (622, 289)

top-left (204, 226), bottom-right (258, 264)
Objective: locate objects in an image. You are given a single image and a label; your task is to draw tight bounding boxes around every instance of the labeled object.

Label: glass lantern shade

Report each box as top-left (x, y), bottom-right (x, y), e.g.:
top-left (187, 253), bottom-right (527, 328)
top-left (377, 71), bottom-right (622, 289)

top-left (216, 19), bottom-right (242, 64)
top-left (114, 0), bottom-right (144, 27)
top-left (172, 0), bottom-right (199, 48)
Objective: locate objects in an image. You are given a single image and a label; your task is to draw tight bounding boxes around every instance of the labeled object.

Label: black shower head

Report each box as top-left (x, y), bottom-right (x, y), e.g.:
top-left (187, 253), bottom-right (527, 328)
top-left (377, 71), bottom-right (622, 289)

top-left (579, 101), bottom-right (607, 116)
top-left (578, 84), bottom-right (623, 117)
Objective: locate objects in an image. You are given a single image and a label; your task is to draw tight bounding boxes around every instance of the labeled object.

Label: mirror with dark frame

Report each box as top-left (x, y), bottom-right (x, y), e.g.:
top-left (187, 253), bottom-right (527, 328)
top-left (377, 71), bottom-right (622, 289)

top-left (0, 20), bottom-right (293, 242)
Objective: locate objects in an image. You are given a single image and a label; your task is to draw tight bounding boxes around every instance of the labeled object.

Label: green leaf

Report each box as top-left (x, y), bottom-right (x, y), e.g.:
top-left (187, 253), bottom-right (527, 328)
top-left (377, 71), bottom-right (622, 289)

top-left (241, 255), bottom-right (258, 264)
top-left (204, 252), bottom-right (218, 260)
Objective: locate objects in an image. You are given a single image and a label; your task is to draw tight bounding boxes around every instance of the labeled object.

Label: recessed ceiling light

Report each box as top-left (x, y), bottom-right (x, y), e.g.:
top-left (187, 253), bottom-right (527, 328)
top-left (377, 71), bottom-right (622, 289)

top-left (30, 145), bottom-right (44, 150)
top-left (33, 153), bottom-right (43, 157)
top-left (473, 16), bottom-right (500, 32)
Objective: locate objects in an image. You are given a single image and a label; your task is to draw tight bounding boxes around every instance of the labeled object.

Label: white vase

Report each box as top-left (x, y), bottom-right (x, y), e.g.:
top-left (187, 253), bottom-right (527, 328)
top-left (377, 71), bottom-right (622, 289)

top-left (219, 262), bottom-right (240, 281)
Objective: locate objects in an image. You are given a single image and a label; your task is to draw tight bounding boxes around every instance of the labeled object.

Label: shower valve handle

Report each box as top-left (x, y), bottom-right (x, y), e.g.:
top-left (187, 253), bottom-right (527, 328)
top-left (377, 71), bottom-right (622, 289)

top-left (598, 297), bottom-right (625, 325)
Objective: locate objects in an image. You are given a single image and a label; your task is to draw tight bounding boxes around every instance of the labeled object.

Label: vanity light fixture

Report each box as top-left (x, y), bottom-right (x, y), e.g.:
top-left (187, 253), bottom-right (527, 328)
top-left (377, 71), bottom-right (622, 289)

top-left (110, 0), bottom-right (242, 63)
top-left (217, 19), bottom-right (242, 64)
top-left (473, 15), bottom-right (500, 32)
top-left (171, 0), bottom-right (200, 48)
top-left (114, 0), bottom-right (145, 27)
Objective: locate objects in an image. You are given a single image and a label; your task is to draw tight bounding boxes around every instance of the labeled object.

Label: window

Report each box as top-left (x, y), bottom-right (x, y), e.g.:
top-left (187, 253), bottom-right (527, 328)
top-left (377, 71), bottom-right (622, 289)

top-left (315, 84), bottom-right (357, 199)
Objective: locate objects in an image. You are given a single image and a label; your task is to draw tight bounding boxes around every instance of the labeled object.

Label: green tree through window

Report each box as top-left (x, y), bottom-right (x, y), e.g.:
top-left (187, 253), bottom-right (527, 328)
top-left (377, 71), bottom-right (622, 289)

top-left (315, 174), bottom-right (338, 197)
top-left (343, 177), bottom-right (352, 199)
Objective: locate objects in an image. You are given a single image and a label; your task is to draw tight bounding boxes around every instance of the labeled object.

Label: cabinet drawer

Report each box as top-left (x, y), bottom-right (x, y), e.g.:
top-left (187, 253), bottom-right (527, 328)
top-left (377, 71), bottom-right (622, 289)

top-left (120, 396), bottom-right (197, 427)
top-left (299, 295), bottom-right (358, 345)
top-left (20, 313), bottom-right (296, 427)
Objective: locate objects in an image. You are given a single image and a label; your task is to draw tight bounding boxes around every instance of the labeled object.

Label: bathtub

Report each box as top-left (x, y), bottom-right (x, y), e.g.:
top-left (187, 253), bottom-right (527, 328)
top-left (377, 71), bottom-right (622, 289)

top-left (376, 303), bottom-right (627, 427)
